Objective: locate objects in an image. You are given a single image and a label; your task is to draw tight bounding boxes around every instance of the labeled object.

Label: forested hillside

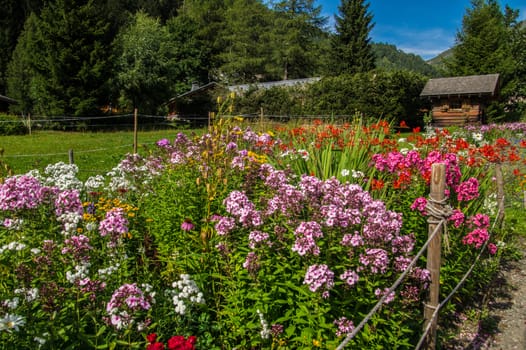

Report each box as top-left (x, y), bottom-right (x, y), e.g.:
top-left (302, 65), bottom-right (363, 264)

top-left (0, 0), bottom-right (524, 121)
top-left (0, 0), bottom-right (440, 116)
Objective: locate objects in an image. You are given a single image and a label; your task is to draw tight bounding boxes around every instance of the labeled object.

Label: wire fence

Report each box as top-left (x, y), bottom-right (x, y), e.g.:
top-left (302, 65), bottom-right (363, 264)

top-left (335, 163), bottom-right (507, 349)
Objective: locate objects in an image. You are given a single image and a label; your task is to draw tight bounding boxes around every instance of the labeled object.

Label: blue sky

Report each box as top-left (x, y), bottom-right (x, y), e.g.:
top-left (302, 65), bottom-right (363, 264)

top-left (317, 0), bottom-right (526, 60)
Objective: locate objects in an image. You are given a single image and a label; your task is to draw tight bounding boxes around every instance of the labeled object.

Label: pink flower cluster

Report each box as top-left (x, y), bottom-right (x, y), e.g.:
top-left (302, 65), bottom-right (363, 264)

top-left (292, 221), bottom-right (323, 256)
top-left (54, 189), bottom-right (83, 217)
top-left (304, 264), bottom-right (334, 296)
top-left (223, 190), bottom-right (262, 227)
top-left (217, 164), bottom-right (425, 299)
top-left (105, 283), bottom-right (152, 330)
top-left (0, 175), bottom-right (52, 211)
top-left (61, 234), bottom-right (93, 262)
top-left (456, 178), bottom-right (480, 202)
top-left (333, 316), bottom-right (355, 337)
top-left (99, 208), bottom-right (129, 247)
top-left (462, 213), bottom-right (491, 249)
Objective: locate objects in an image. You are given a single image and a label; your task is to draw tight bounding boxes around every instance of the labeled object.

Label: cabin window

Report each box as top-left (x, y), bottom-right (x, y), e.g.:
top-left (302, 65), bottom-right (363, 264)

top-left (449, 100), bottom-right (462, 110)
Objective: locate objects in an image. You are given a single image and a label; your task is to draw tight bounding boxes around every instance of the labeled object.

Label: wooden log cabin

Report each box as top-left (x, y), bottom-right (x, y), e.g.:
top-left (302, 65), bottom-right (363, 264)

top-left (420, 73), bottom-right (500, 127)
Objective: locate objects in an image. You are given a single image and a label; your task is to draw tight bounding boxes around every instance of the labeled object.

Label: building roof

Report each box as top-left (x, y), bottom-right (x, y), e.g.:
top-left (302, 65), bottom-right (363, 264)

top-left (0, 94), bottom-right (18, 104)
top-left (228, 77), bottom-right (321, 92)
top-left (420, 73), bottom-right (500, 98)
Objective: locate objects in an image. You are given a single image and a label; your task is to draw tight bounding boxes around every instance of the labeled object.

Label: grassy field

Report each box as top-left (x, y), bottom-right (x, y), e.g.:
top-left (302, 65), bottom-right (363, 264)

top-left (0, 129), bottom-right (194, 180)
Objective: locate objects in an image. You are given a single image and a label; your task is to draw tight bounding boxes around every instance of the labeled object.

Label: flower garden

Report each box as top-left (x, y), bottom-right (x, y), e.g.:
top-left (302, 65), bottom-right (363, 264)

top-left (0, 107), bottom-right (525, 349)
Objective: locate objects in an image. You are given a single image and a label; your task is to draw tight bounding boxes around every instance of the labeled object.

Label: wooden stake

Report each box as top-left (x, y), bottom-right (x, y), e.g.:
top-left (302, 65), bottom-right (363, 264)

top-left (423, 163), bottom-right (446, 350)
top-left (28, 113), bottom-right (32, 135)
top-left (68, 149), bottom-right (74, 164)
top-left (133, 108), bottom-right (138, 154)
top-left (494, 163), bottom-right (505, 228)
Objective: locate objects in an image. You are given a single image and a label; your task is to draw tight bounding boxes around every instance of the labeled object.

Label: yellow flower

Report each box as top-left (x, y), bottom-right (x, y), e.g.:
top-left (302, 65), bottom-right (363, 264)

top-left (312, 339), bottom-right (322, 347)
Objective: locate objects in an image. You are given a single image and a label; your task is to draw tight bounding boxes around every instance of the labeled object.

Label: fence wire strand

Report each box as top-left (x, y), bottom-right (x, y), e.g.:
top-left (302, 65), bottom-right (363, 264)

top-left (335, 218), bottom-right (448, 350)
top-left (414, 207), bottom-right (502, 349)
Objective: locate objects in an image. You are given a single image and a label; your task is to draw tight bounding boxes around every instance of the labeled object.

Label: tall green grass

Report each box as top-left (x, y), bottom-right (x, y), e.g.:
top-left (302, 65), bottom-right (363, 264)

top-left (0, 129), bottom-right (193, 180)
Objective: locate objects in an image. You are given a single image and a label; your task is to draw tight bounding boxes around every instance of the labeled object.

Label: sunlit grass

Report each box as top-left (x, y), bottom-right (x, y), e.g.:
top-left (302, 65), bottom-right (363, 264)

top-left (0, 129), bottom-right (197, 180)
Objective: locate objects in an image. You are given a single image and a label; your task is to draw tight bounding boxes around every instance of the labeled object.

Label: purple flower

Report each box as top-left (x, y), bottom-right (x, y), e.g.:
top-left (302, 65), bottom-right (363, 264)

top-left (0, 175), bottom-right (50, 211)
top-left (214, 216), bottom-right (236, 236)
top-left (99, 208), bottom-right (129, 247)
top-left (292, 221), bottom-right (323, 256)
top-left (243, 252), bottom-right (260, 274)
top-left (55, 189), bottom-right (83, 217)
top-left (61, 235), bottom-right (92, 262)
top-left (181, 219), bottom-right (195, 231)
top-left (156, 138), bottom-right (171, 148)
top-left (375, 288), bottom-right (395, 304)
top-left (304, 264), bottom-right (334, 294)
top-left (340, 269), bottom-right (359, 287)
top-left (359, 248), bottom-right (389, 274)
top-left (248, 230), bottom-right (270, 249)
top-left (105, 283), bottom-right (152, 330)
top-left (334, 317), bottom-right (355, 337)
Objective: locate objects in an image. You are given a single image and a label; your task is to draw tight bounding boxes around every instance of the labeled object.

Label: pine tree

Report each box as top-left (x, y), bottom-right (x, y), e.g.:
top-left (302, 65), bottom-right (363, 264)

top-left (270, 0), bottom-right (327, 80)
top-left (329, 0), bottom-right (375, 76)
top-left (218, 0), bottom-right (274, 83)
top-left (9, 0), bottom-right (114, 116)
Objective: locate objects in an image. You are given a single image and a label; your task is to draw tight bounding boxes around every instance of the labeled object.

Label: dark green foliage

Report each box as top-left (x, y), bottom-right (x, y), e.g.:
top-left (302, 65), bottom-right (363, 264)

top-left (0, 114), bottom-right (27, 135)
top-left (7, 0), bottom-right (114, 116)
top-left (446, 0), bottom-right (525, 121)
top-left (0, 0), bottom-right (44, 94)
top-left (113, 11), bottom-right (184, 114)
top-left (328, 0), bottom-right (375, 75)
top-left (269, 0), bottom-right (328, 80)
top-left (217, 0), bottom-right (275, 83)
top-left (234, 71), bottom-right (427, 126)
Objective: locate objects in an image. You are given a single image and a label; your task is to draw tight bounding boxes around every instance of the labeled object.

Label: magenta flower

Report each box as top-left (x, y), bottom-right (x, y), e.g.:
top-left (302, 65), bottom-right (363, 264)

top-left (462, 228), bottom-right (489, 248)
top-left (448, 209), bottom-right (465, 228)
top-left (410, 197), bottom-right (427, 215)
top-left (456, 178), bottom-right (480, 201)
top-left (488, 243), bottom-right (498, 255)
top-left (181, 219), bottom-right (195, 231)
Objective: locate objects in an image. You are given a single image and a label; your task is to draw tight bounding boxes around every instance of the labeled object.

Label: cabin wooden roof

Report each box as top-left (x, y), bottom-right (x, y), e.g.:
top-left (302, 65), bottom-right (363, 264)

top-left (0, 94), bottom-right (17, 104)
top-left (420, 73), bottom-right (500, 98)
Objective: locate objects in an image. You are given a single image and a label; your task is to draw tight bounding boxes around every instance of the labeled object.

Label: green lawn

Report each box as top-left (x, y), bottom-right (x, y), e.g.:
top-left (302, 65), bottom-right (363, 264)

top-left (0, 129), bottom-right (194, 180)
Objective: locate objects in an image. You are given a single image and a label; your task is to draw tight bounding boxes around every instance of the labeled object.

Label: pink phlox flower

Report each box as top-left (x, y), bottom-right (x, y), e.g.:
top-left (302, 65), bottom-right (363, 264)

top-left (456, 178), bottom-right (480, 202)
top-left (468, 213), bottom-right (490, 229)
top-left (334, 317), bottom-right (355, 337)
top-left (375, 287), bottom-right (395, 304)
top-left (448, 209), bottom-right (465, 228)
top-left (410, 197), bottom-right (427, 215)
top-left (340, 270), bottom-right (359, 287)
top-left (462, 228), bottom-right (489, 248)
top-left (359, 248), bottom-right (389, 274)
top-left (304, 264), bottom-right (334, 294)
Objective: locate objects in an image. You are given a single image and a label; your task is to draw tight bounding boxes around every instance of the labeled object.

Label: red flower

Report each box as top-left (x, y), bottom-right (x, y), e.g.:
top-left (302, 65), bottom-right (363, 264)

top-left (167, 335), bottom-right (196, 350)
top-left (147, 342), bottom-right (165, 350)
top-left (147, 333), bottom-right (158, 343)
top-left (187, 336), bottom-right (197, 345)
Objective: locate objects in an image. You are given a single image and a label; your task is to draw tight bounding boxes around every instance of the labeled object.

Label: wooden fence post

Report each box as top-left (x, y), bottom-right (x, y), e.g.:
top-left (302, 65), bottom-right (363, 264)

top-left (423, 163), bottom-right (446, 349)
top-left (68, 149), bottom-right (74, 164)
top-left (133, 108), bottom-right (138, 154)
top-left (494, 163), bottom-right (505, 228)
